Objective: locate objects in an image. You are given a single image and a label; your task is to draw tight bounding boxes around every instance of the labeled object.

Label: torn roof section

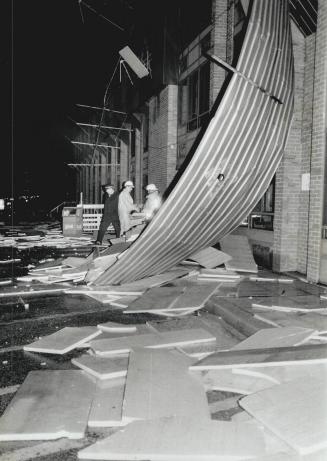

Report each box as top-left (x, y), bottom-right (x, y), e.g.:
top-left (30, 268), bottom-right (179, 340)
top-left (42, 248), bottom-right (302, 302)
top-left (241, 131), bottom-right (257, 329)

top-left (92, 0), bottom-right (295, 285)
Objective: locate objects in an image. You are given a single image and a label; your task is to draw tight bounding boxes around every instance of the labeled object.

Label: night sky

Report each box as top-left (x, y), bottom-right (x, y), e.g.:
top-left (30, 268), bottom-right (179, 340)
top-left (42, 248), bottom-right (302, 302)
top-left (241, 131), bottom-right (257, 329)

top-left (3, 0), bottom-right (211, 211)
top-left (3, 0), bottom-right (132, 208)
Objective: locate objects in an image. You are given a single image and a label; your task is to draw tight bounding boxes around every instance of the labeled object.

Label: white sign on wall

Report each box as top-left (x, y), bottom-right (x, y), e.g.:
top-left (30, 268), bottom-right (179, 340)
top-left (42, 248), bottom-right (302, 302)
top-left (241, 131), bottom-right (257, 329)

top-left (301, 173), bottom-right (310, 191)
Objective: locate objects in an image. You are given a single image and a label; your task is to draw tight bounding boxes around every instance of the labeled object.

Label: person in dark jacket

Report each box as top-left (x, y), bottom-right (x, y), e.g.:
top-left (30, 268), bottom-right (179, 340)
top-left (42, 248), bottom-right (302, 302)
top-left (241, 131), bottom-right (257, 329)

top-left (95, 184), bottom-right (120, 244)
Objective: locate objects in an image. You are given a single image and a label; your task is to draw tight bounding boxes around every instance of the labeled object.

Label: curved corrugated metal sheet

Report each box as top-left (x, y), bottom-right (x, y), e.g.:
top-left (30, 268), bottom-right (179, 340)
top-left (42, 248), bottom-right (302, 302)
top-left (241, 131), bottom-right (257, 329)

top-left (93, 0), bottom-right (294, 285)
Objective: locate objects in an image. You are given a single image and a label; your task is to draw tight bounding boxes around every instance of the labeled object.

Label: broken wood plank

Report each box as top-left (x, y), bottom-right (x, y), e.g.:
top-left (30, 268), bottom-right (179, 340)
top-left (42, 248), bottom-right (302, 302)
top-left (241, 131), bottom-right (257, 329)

top-left (239, 374), bottom-right (327, 455)
top-left (78, 416), bottom-right (266, 460)
top-left (200, 268), bottom-right (240, 277)
top-left (252, 295), bottom-right (327, 313)
top-left (124, 284), bottom-right (220, 315)
top-left (189, 343), bottom-right (327, 371)
top-left (122, 349), bottom-right (209, 423)
top-left (0, 371), bottom-right (96, 440)
top-left (23, 327), bottom-right (102, 354)
top-left (83, 293), bottom-right (121, 304)
top-left (93, 269), bottom-right (190, 288)
top-left (199, 368), bottom-right (275, 394)
top-left (97, 321), bottom-right (138, 333)
top-left (232, 327), bottom-right (316, 350)
top-left (206, 297), bottom-right (271, 336)
top-left (0, 286), bottom-right (65, 298)
top-left (109, 296), bottom-right (139, 308)
top-left (254, 311), bottom-right (327, 333)
top-left (146, 307), bottom-right (203, 317)
top-left (64, 286), bottom-right (143, 296)
top-left (198, 268), bottom-right (242, 283)
top-left (90, 328), bottom-right (216, 356)
top-left (169, 283), bottom-right (220, 310)
top-left (71, 354), bottom-right (129, 380)
top-left (188, 246), bottom-right (231, 268)
top-left (237, 281), bottom-right (285, 298)
top-left (148, 315), bottom-right (238, 351)
top-left (219, 234), bottom-right (258, 273)
top-left (88, 378), bottom-right (126, 428)
top-left (198, 276), bottom-right (241, 284)
top-left (249, 275), bottom-right (294, 283)
top-left (237, 362), bottom-right (327, 386)
top-left (123, 286), bottom-right (185, 313)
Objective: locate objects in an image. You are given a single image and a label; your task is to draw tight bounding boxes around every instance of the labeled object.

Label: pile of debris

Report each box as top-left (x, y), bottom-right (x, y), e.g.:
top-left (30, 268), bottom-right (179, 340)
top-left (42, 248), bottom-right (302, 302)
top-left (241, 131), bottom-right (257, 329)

top-left (0, 222), bottom-right (93, 250)
top-left (1, 303), bottom-right (327, 459)
top-left (1, 232), bottom-right (327, 460)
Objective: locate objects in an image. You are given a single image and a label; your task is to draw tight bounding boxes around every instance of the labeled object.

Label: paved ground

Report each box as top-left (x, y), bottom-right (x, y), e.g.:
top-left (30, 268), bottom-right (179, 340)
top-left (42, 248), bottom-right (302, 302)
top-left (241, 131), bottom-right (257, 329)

top-left (0, 222), bottom-right (326, 460)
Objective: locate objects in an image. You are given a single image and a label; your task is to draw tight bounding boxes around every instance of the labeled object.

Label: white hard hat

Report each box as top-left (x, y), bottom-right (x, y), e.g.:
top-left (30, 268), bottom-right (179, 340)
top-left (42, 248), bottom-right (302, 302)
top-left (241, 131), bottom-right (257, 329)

top-left (146, 183), bottom-right (158, 191)
top-left (124, 180), bottom-right (134, 188)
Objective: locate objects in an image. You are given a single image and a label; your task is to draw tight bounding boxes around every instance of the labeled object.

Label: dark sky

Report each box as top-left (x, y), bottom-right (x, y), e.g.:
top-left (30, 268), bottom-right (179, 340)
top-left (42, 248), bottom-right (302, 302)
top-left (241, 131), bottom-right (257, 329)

top-left (3, 0), bottom-right (130, 206)
top-left (2, 0), bottom-right (211, 209)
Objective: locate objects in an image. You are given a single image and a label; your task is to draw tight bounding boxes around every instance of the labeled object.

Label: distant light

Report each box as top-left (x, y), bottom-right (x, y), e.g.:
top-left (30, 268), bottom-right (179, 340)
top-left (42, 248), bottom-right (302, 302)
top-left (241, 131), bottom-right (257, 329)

top-left (0, 199), bottom-right (4, 210)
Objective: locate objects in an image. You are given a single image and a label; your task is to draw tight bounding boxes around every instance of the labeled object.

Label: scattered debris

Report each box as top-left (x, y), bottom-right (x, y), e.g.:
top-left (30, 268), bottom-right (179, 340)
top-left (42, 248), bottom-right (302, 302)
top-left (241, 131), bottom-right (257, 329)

top-left (1, 223), bottom-right (327, 460)
top-left (0, 371), bottom-right (96, 441)
top-left (23, 326), bottom-right (102, 354)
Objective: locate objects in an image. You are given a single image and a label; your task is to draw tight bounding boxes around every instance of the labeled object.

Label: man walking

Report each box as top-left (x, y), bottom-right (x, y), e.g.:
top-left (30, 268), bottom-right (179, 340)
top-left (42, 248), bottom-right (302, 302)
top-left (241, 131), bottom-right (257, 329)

top-left (118, 180), bottom-right (139, 236)
top-left (95, 184), bottom-right (120, 245)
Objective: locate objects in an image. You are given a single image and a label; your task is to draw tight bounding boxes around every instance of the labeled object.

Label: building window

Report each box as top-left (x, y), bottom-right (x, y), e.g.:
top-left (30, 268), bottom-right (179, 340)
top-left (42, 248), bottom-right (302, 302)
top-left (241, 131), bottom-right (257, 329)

top-left (131, 129), bottom-right (136, 157)
top-left (186, 61), bottom-right (210, 132)
top-left (248, 177), bottom-right (275, 231)
top-left (143, 108), bottom-right (149, 153)
top-left (200, 31), bottom-right (211, 55)
top-left (180, 55), bottom-right (187, 74)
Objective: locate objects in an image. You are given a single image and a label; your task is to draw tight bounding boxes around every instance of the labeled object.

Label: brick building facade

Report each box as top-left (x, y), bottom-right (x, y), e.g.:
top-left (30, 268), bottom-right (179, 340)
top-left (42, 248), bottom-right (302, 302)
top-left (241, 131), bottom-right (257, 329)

top-left (76, 0), bottom-right (326, 283)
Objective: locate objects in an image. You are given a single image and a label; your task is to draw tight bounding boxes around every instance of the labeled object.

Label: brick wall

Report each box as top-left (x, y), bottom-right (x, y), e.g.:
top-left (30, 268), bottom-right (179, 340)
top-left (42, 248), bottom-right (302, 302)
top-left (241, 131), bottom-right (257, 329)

top-left (307, 0), bottom-right (327, 282)
top-left (273, 1), bottom-right (327, 282)
top-left (210, 0), bottom-right (228, 105)
top-left (297, 33), bottom-right (316, 273)
top-left (273, 24), bottom-right (305, 272)
top-left (148, 85), bottom-right (178, 194)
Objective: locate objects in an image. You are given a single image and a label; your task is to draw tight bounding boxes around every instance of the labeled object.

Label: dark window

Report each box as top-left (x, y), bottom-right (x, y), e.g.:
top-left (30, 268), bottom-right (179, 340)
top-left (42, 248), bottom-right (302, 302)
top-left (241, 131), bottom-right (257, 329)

top-left (131, 129), bottom-right (136, 157)
top-left (188, 71), bottom-right (199, 122)
top-left (143, 108), bottom-right (149, 152)
top-left (249, 177), bottom-right (275, 231)
top-left (186, 61), bottom-right (210, 132)
top-left (199, 61), bottom-right (210, 115)
top-left (180, 55), bottom-right (187, 74)
top-left (200, 32), bottom-right (211, 55)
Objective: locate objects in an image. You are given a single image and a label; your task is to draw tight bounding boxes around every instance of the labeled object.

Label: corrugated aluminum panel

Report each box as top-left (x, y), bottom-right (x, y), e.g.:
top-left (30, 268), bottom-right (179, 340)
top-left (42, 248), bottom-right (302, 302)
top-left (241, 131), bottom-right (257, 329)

top-left (93, 0), bottom-right (294, 285)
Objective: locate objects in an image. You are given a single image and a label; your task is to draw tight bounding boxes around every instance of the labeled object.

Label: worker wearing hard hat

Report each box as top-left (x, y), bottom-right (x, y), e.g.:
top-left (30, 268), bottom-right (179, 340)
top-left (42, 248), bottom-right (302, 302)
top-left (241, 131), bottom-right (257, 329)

top-left (142, 183), bottom-right (162, 222)
top-left (95, 184), bottom-right (120, 245)
top-left (118, 180), bottom-right (139, 236)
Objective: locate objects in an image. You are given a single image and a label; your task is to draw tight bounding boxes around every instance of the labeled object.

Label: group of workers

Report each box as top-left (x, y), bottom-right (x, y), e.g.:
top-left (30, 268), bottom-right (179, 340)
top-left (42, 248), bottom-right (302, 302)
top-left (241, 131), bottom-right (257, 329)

top-left (95, 180), bottom-right (162, 245)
